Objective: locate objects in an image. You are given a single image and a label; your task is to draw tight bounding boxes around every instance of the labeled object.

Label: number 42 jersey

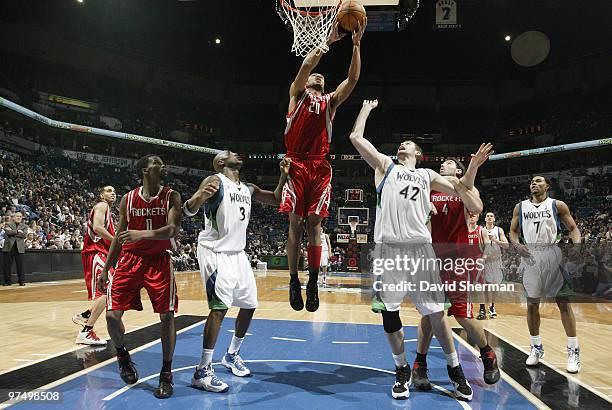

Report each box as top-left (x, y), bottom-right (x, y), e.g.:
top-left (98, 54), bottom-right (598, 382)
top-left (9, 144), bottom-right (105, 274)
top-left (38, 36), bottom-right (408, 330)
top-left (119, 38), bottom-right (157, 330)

top-left (198, 173), bottom-right (253, 253)
top-left (374, 164), bottom-right (432, 244)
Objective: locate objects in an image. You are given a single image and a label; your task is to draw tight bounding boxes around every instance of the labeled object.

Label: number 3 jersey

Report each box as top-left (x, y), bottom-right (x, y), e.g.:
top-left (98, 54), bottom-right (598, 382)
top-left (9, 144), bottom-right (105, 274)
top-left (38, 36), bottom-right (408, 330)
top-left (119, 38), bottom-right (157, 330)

top-left (519, 197), bottom-right (561, 244)
top-left (374, 164), bottom-right (432, 244)
top-left (198, 173), bottom-right (253, 253)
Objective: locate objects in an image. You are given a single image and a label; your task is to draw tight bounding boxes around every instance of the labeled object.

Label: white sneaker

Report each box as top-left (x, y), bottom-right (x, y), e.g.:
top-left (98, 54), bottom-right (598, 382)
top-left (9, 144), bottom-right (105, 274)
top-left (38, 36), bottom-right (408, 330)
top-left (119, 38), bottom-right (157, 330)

top-left (191, 365), bottom-right (229, 392)
top-left (72, 313), bottom-right (88, 327)
top-left (567, 347), bottom-right (580, 373)
top-left (222, 351), bottom-right (251, 377)
top-left (526, 345), bottom-right (545, 366)
top-left (75, 329), bottom-right (107, 346)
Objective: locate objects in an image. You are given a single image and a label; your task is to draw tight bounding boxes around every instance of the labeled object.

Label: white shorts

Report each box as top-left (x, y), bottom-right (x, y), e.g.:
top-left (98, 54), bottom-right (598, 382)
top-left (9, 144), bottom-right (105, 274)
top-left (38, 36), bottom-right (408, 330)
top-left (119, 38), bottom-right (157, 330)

top-left (321, 251), bottom-right (329, 267)
top-left (521, 247), bottom-right (564, 299)
top-left (484, 258), bottom-right (504, 284)
top-left (371, 243), bottom-right (445, 316)
top-left (197, 246), bottom-right (258, 310)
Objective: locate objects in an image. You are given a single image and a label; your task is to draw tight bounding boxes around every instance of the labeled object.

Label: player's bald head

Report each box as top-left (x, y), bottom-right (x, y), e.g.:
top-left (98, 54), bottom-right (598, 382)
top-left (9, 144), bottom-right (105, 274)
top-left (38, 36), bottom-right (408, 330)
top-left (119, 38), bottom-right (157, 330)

top-left (212, 151), bottom-right (231, 172)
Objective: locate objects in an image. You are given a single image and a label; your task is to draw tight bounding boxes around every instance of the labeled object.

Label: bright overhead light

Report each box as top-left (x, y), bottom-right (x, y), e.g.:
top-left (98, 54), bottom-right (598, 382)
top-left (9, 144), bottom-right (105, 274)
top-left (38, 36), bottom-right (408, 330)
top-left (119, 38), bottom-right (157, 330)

top-left (504, 35), bottom-right (511, 42)
top-left (215, 38), bottom-right (221, 45)
top-left (76, 0), bottom-right (84, 3)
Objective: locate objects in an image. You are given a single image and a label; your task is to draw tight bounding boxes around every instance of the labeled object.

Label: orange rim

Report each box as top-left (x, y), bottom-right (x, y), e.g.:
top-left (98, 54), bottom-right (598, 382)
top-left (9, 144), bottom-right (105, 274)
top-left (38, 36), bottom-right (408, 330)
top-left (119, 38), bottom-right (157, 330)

top-left (280, 0), bottom-right (340, 17)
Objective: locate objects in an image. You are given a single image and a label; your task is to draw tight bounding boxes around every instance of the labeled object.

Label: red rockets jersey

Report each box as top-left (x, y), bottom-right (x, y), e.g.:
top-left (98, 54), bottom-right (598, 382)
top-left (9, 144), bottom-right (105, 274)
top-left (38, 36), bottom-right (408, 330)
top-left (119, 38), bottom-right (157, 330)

top-left (82, 202), bottom-right (115, 256)
top-left (462, 225), bottom-right (484, 259)
top-left (430, 190), bottom-right (468, 244)
top-left (284, 91), bottom-right (333, 157)
top-left (122, 186), bottom-right (175, 256)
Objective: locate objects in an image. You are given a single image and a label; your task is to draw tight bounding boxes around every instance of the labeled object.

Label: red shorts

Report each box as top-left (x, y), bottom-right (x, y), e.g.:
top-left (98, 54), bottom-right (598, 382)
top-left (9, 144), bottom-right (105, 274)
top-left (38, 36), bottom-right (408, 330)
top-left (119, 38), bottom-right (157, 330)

top-left (278, 158), bottom-right (332, 218)
top-left (82, 251), bottom-right (107, 300)
top-left (107, 251), bottom-right (178, 313)
top-left (442, 268), bottom-right (483, 319)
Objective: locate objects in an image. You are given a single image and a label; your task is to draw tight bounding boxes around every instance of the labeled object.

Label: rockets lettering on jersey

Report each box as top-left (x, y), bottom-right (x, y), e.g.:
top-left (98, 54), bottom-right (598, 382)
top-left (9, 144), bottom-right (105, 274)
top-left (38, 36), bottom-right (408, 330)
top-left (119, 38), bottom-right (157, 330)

top-left (284, 91), bottom-right (333, 156)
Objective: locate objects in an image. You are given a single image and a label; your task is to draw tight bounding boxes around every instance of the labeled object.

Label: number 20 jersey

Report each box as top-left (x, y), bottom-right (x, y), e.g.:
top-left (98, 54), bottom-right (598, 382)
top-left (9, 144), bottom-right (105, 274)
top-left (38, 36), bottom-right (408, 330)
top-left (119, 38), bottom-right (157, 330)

top-left (198, 173), bottom-right (253, 253)
top-left (374, 164), bottom-right (432, 244)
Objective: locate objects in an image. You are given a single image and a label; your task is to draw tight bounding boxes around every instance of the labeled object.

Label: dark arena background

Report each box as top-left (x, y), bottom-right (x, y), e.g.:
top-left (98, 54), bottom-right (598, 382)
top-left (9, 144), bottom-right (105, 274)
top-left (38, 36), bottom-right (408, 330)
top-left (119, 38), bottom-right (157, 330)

top-left (0, 1), bottom-right (610, 409)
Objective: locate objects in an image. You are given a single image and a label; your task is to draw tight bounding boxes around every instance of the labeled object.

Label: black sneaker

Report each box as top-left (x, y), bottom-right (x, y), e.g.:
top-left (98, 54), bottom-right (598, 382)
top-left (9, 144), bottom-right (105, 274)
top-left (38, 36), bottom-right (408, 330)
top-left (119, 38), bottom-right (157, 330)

top-left (477, 309), bottom-right (487, 320)
top-left (289, 278), bottom-right (304, 311)
top-left (392, 365), bottom-right (411, 400)
top-left (411, 362), bottom-right (431, 391)
top-left (118, 355), bottom-right (138, 385)
top-left (447, 365), bottom-right (473, 401)
top-left (154, 371), bottom-right (174, 399)
top-left (482, 349), bottom-right (500, 384)
top-left (305, 282), bottom-right (319, 312)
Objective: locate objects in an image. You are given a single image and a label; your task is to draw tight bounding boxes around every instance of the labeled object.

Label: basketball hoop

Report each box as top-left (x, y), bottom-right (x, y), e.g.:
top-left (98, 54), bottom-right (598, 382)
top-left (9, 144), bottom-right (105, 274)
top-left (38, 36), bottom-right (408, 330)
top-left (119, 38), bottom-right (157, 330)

top-left (276, 0), bottom-right (341, 57)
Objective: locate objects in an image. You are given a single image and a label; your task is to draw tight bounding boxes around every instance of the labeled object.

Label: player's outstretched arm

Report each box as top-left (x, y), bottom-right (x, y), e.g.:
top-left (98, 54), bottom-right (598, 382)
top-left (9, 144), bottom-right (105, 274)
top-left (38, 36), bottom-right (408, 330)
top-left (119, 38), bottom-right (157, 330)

top-left (289, 22), bottom-right (347, 112)
top-left (509, 203), bottom-right (531, 257)
top-left (331, 19), bottom-right (366, 111)
top-left (183, 175), bottom-right (221, 217)
top-left (92, 202), bottom-right (114, 242)
top-left (461, 143), bottom-right (493, 189)
top-left (556, 200), bottom-right (581, 244)
top-left (98, 195), bottom-right (128, 292)
top-left (250, 157), bottom-right (291, 206)
top-left (429, 171), bottom-right (483, 215)
top-left (349, 100), bottom-right (392, 174)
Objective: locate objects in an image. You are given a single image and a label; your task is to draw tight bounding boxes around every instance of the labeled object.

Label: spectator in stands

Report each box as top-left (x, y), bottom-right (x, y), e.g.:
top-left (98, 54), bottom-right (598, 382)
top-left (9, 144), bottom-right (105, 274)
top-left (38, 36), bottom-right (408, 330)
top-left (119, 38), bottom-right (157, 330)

top-left (2, 211), bottom-right (27, 286)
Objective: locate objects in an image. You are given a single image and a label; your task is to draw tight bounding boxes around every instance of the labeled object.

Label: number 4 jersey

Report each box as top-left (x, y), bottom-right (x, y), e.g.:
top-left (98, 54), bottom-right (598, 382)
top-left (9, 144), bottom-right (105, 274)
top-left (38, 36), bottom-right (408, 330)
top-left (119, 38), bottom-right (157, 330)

top-left (374, 164), bottom-right (432, 244)
top-left (198, 173), bottom-right (253, 252)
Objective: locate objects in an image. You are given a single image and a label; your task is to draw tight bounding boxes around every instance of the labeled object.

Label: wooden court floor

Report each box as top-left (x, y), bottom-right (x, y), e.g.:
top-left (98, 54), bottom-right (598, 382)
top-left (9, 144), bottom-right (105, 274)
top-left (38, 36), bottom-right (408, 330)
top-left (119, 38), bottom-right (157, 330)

top-left (0, 270), bottom-right (611, 400)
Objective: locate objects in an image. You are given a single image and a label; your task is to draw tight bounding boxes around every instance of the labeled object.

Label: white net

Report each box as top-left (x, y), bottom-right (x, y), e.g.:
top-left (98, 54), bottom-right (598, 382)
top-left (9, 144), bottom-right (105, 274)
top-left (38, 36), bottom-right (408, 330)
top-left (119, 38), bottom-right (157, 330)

top-left (277, 0), bottom-right (341, 57)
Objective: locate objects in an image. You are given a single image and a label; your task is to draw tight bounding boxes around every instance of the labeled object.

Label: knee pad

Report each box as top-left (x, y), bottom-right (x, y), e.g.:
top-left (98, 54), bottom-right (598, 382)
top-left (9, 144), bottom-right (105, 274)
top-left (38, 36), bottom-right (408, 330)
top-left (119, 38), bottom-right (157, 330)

top-left (382, 310), bottom-right (402, 334)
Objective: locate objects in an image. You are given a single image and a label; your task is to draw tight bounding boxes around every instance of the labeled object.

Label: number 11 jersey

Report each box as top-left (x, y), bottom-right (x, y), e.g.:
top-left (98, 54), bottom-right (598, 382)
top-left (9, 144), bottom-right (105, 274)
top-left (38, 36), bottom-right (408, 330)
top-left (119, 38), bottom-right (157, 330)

top-left (198, 173), bottom-right (253, 253)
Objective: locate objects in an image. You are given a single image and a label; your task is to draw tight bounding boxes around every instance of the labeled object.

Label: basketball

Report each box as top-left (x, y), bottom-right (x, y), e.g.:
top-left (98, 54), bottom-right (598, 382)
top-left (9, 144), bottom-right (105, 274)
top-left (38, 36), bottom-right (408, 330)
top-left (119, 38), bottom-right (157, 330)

top-left (336, 0), bottom-right (366, 32)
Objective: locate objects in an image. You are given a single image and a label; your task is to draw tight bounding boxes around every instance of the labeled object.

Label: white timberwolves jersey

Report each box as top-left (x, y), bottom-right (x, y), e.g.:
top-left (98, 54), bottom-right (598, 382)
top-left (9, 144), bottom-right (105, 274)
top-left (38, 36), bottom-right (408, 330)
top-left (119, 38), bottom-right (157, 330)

top-left (519, 197), bottom-right (561, 244)
top-left (321, 233), bottom-right (329, 253)
top-left (483, 226), bottom-right (502, 259)
top-left (198, 173), bottom-right (253, 252)
top-left (374, 164), bottom-right (432, 244)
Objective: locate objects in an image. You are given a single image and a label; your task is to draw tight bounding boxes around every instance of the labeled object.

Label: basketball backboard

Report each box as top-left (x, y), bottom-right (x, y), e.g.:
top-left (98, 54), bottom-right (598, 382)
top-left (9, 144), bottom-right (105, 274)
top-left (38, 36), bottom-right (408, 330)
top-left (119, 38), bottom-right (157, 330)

top-left (295, 0), bottom-right (399, 5)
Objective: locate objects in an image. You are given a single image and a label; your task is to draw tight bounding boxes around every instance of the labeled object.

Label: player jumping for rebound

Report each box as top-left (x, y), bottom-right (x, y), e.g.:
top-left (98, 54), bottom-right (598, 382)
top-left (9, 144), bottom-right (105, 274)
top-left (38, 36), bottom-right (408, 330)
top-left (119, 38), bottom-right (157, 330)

top-left (413, 155), bottom-right (501, 391)
top-left (478, 211), bottom-right (509, 320)
top-left (99, 155), bottom-right (181, 399)
top-left (184, 152), bottom-right (290, 393)
top-left (350, 100), bottom-right (485, 401)
top-left (280, 20), bottom-right (366, 312)
top-left (73, 185), bottom-right (116, 346)
top-left (510, 176), bottom-right (581, 373)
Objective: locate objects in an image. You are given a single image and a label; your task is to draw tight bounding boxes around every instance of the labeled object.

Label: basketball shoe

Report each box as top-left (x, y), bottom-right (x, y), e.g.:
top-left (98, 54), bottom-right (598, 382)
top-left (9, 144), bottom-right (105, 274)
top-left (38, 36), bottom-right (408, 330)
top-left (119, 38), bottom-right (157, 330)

top-left (392, 365), bottom-right (411, 399)
top-left (75, 329), bottom-right (107, 346)
top-left (481, 349), bottom-right (500, 384)
top-left (117, 352), bottom-right (138, 385)
top-left (567, 347), bottom-right (580, 373)
top-left (72, 310), bottom-right (91, 327)
top-left (447, 365), bottom-right (473, 401)
top-left (191, 364), bottom-right (229, 393)
top-left (305, 282), bottom-right (319, 312)
top-left (526, 345), bottom-right (545, 366)
top-left (222, 351), bottom-right (251, 377)
top-left (411, 362), bottom-right (431, 391)
top-left (488, 305), bottom-right (497, 318)
top-left (154, 372), bottom-right (173, 399)
top-left (289, 277), bottom-right (304, 311)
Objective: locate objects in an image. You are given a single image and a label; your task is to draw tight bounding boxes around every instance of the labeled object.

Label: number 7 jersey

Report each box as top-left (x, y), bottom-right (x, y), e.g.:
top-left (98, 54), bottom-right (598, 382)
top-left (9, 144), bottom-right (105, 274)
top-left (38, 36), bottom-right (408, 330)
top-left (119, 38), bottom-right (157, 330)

top-left (198, 173), bottom-right (253, 252)
top-left (374, 164), bottom-right (432, 244)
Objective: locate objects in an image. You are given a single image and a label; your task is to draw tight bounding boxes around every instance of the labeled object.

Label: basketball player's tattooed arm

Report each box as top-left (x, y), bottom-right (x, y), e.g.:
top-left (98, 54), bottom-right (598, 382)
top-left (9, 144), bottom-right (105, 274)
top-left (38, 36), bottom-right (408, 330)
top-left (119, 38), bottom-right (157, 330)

top-left (249, 157), bottom-right (291, 206)
top-left (349, 100), bottom-right (393, 180)
top-left (509, 203), bottom-right (531, 257)
top-left (288, 22), bottom-right (347, 112)
top-left (119, 191), bottom-right (182, 243)
top-left (461, 143), bottom-right (494, 189)
top-left (556, 200), bottom-right (581, 244)
top-left (98, 195), bottom-right (128, 292)
top-left (92, 202), bottom-right (114, 242)
top-left (183, 175), bottom-right (221, 217)
top-left (330, 19), bottom-right (366, 113)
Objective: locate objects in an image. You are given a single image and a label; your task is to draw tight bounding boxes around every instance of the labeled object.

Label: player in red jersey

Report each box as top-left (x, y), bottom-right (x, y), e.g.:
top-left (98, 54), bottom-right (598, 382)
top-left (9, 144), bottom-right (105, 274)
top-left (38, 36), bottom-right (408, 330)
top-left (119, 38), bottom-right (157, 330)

top-left (72, 185), bottom-right (116, 346)
top-left (280, 20), bottom-right (366, 312)
top-left (413, 146), bottom-right (502, 390)
top-left (98, 155), bottom-right (181, 399)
